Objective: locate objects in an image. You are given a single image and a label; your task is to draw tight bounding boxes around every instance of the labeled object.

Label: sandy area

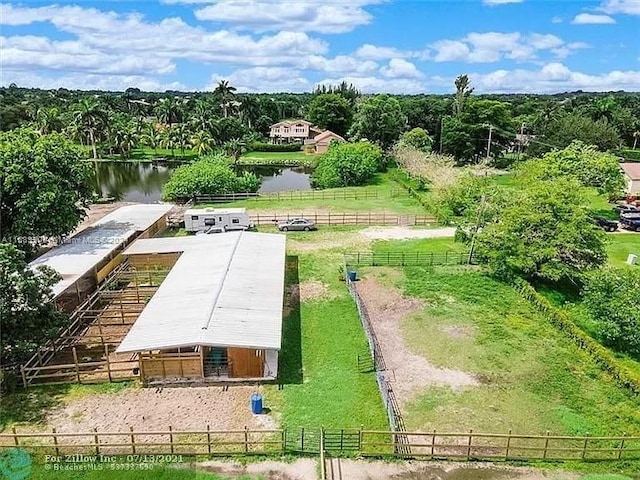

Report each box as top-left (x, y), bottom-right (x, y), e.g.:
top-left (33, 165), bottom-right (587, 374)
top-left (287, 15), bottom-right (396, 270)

top-left (360, 226), bottom-right (457, 240)
top-left (355, 276), bottom-right (478, 405)
top-left (42, 386), bottom-right (277, 434)
top-left (199, 459), bottom-right (316, 480)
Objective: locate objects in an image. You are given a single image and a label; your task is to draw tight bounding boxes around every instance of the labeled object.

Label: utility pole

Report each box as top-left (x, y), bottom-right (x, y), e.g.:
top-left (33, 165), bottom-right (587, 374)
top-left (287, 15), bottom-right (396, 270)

top-left (439, 116), bottom-right (445, 154)
top-left (485, 124), bottom-right (493, 162)
top-left (517, 122), bottom-right (525, 161)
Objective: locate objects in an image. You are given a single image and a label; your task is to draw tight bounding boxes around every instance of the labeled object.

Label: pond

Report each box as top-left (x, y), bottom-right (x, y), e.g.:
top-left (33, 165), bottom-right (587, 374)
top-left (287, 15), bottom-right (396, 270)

top-left (92, 161), bottom-right (313, 203)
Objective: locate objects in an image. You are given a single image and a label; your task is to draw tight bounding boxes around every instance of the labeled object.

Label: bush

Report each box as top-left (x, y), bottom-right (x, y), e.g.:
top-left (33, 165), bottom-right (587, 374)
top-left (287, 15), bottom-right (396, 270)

top-left (163, 156), bottom-right (260, 201)
top-left (312, 141), bottom-right (382, 189)
top-left (618, 149), bottom-right (640, 161)
top-left (249, 142), bottom-right (302, 152)
top-left (583, 267), bottom-right (640, 356)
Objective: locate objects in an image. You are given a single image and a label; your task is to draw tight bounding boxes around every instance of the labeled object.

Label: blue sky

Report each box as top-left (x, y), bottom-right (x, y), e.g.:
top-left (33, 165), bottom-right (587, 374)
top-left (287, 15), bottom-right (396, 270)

top-left (1, 0), bottom-right (638, 93)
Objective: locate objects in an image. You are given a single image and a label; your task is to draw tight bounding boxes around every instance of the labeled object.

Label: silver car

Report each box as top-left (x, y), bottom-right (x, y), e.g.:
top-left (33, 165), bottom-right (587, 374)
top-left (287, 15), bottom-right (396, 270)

top-left (277, 218), bottom-right (316, 232)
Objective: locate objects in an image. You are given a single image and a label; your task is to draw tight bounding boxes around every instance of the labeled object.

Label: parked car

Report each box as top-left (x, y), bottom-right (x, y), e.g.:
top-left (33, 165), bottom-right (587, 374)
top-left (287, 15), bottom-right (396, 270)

top-left (594, 217), bottom-right (618, 232)
top-left (614, 204), bottom-right (640, 215)
top-left (620, 215), bottom-right (640, 232)
top-left (277, 218), bottom-right (316, 232)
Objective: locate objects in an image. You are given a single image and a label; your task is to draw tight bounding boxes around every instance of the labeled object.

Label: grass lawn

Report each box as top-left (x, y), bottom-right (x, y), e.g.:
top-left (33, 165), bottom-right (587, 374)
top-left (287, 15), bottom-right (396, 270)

top-left (606, 233), bottom-right (640, 266)
top-left (364, 264), bottom-right (640, 438)
top-left (372, 237), bottom-right (465, 254)
top-left (264, 240), bottom-right (388, 430)
top-left (205, 172), bottom-right (428, 215)
top-left (238, 151), bottom-right (316, 166)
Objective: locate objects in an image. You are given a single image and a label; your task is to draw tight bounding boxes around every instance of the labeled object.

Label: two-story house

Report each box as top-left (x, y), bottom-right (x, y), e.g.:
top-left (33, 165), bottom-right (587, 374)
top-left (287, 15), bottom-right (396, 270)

top-left (269, 120), bottom-right (323, 144)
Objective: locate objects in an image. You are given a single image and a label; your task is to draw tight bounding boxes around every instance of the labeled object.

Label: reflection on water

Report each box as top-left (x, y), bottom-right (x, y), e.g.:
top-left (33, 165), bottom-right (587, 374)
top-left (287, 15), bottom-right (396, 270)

top-left (93, 162), bottom-right (313, 203)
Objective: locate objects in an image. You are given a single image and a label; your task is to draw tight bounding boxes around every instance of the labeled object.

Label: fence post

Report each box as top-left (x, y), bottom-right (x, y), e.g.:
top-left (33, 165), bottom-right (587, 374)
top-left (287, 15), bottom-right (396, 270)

top-left (543, 431), bottom-right (550, 459)
top-left (129, 426), bottom-right (136, 454)
top-left (20, 365), bottom-right (27, 389)
top-left (244, 426), bottom-right (249, 453)
top-left (169, 425), bottom-right (174, 454)
top-left (466, 429), bottom-right (473, 460)
top-left (52, 428), bottom-right (59, 456)
top-left (301, 427), bottom-right (305, 452)
top-left (72, 346), bottom-right (81, 384)
top-left (505, 429), bottom-right (512, 460)
top-left (12, 426), bottom-right (18, 446)
top-left (358, 425), bottom-right (363, 453)
top-left (618, 434), bottom-right (626, 460)
top-left (207, 425), bottom-right (212, 455)
top-left (282, 429), bottom-right (286, 454)
top-left (104, 344), bottom-right (112, 382)
top-left (94, 427), bottom-right (100, 456)
top-left (431, 429), bottom-right (436, 457)
top-left (581, 434), bottom-right (589, 460)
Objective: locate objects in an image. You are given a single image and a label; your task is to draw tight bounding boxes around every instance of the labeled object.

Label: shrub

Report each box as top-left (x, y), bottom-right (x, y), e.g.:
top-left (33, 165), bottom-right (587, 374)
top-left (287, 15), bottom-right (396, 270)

top-left (583, 267), bottom-right (640, 356)
top-left (312, 141), bottom-right (382, 189)
top-left (163, 156), bottom-right (260, 201)
top-left (249, 142), bottom-right (302, 152)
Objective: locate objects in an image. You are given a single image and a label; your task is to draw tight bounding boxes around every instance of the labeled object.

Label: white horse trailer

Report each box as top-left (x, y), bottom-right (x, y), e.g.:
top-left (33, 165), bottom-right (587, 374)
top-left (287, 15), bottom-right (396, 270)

top-left (184, 208), bottom-right (252, 233)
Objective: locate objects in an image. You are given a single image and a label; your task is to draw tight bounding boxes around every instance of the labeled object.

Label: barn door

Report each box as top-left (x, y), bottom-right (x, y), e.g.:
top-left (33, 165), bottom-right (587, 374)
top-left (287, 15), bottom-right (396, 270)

top-left (228, 348), bottom-right (264, 378)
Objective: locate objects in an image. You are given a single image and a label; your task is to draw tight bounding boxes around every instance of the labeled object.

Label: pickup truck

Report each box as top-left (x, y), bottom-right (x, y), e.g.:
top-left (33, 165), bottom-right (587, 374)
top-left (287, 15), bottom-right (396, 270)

top-left (594, 217), bottom-right (618, 232)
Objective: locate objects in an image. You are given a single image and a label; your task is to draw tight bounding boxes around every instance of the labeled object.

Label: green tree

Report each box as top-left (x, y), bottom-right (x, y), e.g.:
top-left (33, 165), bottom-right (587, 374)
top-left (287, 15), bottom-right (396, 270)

top-left (349, 94), bottom-right (406, 150)
top-left (307, 93), bottom-right (353, 137)
top-left (529, 112), bottom-right (620, 155)
top-left (191, 130), bottom-right (214, 156)
top-left (583, 266), bottom-right (640, 356)
top-left (223, 138), bottom-right (247, 167)
top-left (163, 156), bottom-right (259, 201)
top-left (73, 98), bottom-right (108, 159)
top-left (440, 116), bottom-right (475, 163)
top-left (400, 127), bottom-right (433, 151)
top-left (239, 96), bottom-right (260, 129)
top-left (0, 243), bottom-right (67, 366)
top-left (519, 141), bottom-right (625, 198)
top-left (34, 107), bottom-right (63, 135)
top-left (454, 74), bottom-right (474, 117)
top-left (0, 130), bottom-right (93, 248)
top-left (312, 141), bottom-right (382, 188)
top-left (476, 178), bottom-right (607, 283)
top-left (213, 80), bottom-right (237, 118)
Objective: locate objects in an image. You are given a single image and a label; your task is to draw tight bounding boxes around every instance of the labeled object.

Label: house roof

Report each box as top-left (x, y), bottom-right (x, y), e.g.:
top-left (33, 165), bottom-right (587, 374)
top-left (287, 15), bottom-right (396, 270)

top-left (270, 119), bottom-right (312, 128)
top-left (313, 130), bottom-right (346, 143)
top-left (184, 208), bottom-right (247, 216)
top-left (115, 232), bottom-right (286, 353)
top-left (621, 162), bottom-right (640, 180)
top-left (29, 204), bottom-right (172, 298)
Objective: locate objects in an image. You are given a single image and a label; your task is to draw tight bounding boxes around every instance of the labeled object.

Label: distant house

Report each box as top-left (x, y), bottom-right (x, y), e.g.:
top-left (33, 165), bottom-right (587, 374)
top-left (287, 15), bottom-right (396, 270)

top-left (621, 163), bottom-right (640, 194)
top-left (269, 120), bottom-right (323, 144)
top-left (305, 130), bottom-right (346, 154)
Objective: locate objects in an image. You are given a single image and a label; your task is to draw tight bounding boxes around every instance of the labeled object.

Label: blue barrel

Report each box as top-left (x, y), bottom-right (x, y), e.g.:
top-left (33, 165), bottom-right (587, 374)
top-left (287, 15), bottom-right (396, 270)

top-left (348, 270), bottom-right (357, 281)
top-left (251, 393), bottom-right (263, 414)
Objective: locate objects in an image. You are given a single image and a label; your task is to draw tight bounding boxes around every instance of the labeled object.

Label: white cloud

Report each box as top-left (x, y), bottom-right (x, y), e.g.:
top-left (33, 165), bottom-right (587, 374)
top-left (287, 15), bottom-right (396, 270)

top-left (429, 31), bottom-right (586, 63)
top-left (380, 58), bottom-right (423, 79)
top-left (191, 0), bottom-right (381, 34)
top-left (551, 16), bottom-right (563, 23)
top-left (464, 63), bottom-right (640, 93)
top-left (208, 68), bottom-right (310, 93)
top-left (317, 76), bottom-right (426, 94)
top-left (355, 44), bottom-right (412, 60)
top-left (572, 13), bottom-right (616, 24)
top-left (598, 0), bottom-right (640, 15)
top-left (304, 55), bottom-right (378, 75)
top-left (483, 0), bottom-right (523, 5)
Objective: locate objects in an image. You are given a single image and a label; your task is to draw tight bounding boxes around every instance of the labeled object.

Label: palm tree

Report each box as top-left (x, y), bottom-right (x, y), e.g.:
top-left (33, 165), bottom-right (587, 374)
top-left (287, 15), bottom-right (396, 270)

top-left (191, 130), bottom-right (214, 156)
top-left (239, 96), bottom-right (260, 129)
top-left (175, 124), bottom-right (192, 158)
top-left (73, 98), bottom-right (108, 159)
top-left (213, 80), bottom-right (237, 118)
top-left (154, 98), bottom-right (181, 125)
top-left (160, 127), bottom-right (178, 158)
top-left (223, 138), bottom-right (246, 167)
top-left (35, 107), bottom-right (62, 135)
top-left (142, 125), bottom-right (163, 157)
top-left (633, 130), bottom-right (640, 150)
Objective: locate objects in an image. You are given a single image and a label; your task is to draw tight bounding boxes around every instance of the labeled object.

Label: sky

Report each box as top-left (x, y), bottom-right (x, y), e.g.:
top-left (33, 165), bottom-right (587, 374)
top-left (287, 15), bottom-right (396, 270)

top-left (0, 0), bottom-right (639, 94)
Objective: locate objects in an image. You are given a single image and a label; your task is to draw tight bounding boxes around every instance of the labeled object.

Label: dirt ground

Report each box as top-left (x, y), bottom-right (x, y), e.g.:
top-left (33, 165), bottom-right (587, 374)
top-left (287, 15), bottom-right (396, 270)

top-left (299, 280), bottom-right (331, 301)
top-left (360, 226), bottom-right (457, 240)
top-left (354, 276), bottom-right (478, 405)
top-left (198, 459), bottom-right (586, 480)
top-left (41, 386), bottom-right (277, 434)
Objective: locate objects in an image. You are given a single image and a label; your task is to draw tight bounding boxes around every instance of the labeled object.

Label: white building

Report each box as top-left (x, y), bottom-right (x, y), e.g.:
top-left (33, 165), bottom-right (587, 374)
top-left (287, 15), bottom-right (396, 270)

top-left (621, 163), bottom-right (640, 195)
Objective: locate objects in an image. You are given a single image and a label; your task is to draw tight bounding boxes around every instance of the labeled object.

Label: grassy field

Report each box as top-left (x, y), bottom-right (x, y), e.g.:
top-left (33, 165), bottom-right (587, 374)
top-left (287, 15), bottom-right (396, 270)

top-left (264, 239), bottom-right (388, 430)
top-left (370, 265), bottom-right (640, 438)
top-left (607, 233), bottom-right (640, 265)
top-left (206, 172), bottom-right (427, 214)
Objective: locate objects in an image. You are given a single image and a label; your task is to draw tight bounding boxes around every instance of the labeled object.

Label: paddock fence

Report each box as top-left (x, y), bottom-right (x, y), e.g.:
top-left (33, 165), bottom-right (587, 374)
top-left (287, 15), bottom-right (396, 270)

top-left (250, 212), bottom-right (436, 227)
top-left (344, 250), bottom-right (477, 267)
top-left (1, 427), bottom-right (637, 462)
top-left (189, 188), bottom-right (407, 204)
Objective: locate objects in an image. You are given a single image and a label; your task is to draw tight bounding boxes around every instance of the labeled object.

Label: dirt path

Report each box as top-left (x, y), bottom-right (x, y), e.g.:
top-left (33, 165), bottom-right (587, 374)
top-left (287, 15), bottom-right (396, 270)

top-left (41, 386), bottom-right (277, 434)
top-left (355, 276), bottom-right (478, 406)
top-left (360, 226), bottom-right (457, 240)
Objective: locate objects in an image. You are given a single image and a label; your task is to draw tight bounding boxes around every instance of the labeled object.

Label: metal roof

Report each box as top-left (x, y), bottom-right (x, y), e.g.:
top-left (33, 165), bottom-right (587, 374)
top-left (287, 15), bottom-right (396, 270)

top-left (621, 163), bottom-right (640, 181)
top-left (184, 208), bottom-right (247, 215)
top-left (115, 231), bottom-right (286, 353)
top-left (29, 204), bottom-right (172, 298)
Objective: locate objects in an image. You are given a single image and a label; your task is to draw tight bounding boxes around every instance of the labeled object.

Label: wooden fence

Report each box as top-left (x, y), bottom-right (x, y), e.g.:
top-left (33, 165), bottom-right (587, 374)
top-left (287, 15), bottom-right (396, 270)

top-left (251, 212), bottom-right (435, 226)
top-left (344, 251), bottom-right (475, 267)
top-left (2, 427), bottom-right (637, 462)
top-left (190, 189), bottom-right (406, 204)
